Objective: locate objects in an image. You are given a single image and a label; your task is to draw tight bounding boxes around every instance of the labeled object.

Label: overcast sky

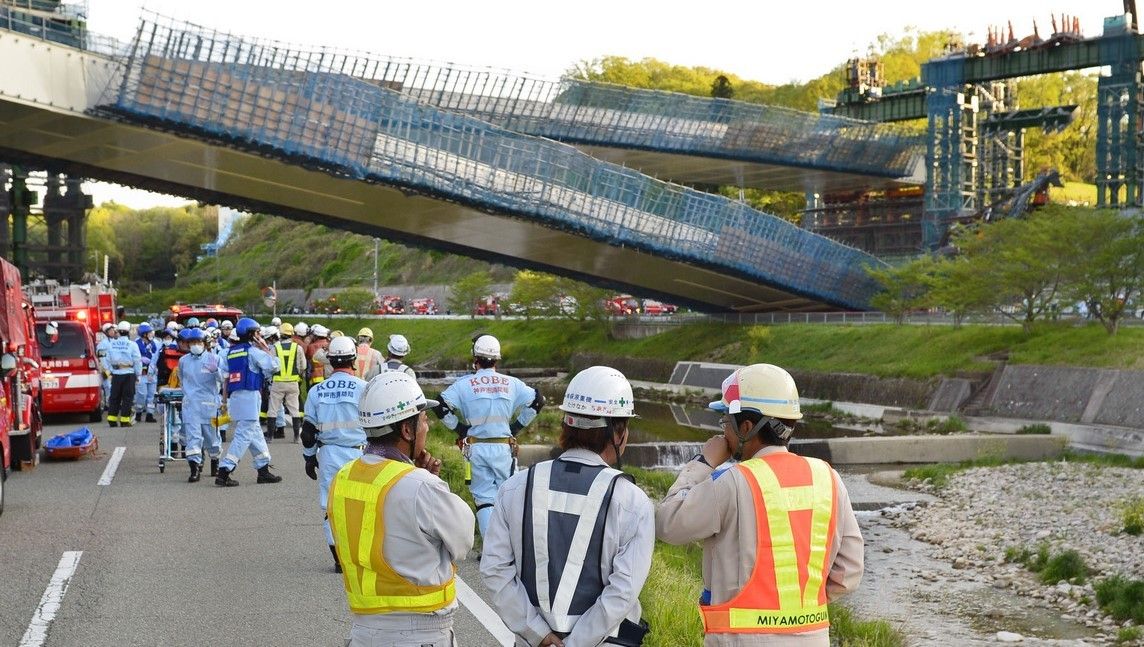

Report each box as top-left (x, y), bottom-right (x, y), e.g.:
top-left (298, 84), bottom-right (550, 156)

top-left (82, 0), bottom-right (1116, 207)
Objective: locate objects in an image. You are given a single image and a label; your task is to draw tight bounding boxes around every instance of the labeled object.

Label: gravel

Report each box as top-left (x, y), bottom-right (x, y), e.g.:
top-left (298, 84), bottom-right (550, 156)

top-left (892, 461), bottom-right (1144, 644)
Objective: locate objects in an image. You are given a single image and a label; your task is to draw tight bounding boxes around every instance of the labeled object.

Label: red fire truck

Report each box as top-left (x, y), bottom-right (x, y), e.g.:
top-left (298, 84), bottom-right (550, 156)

top-left (1, 258), bottom-right (44, 495)
top-left (26, 279), bottom-right (118, 336)
top-left (167, 303), bottom-right (244, 326)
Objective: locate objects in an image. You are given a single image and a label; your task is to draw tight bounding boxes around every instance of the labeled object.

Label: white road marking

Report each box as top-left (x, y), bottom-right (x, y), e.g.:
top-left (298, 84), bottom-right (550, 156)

top-left (97, 446), bottom-right (126, 485)
top-left (455, 575), bottom-right (514, 647)
top-left (19, 551), bottom-right (83, 647)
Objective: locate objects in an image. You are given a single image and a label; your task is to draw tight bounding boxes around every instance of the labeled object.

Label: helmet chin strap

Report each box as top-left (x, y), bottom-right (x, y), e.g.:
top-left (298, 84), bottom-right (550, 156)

top-left (732, 416), bottom-right (772, 461)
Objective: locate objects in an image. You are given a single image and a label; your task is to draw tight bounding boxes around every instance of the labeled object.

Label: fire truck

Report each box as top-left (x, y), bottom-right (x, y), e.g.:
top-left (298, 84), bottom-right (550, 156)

top-left (1, 258), bottom-right (44, 497)
top-left (26, 279), bottom-right (118, 335)
top-left (167, 303), bottom-right (244, 326)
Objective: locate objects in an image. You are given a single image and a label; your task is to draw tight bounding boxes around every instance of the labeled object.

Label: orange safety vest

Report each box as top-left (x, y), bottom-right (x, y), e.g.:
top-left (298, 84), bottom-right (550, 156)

top-left (328, 459), bottom-right (456, 615)
top-left (308, 341), bottom-right (327, 383)
top-left (354, 342), bottom-right (376, 379)
top-left (701, 452), bottom-right (838, 635)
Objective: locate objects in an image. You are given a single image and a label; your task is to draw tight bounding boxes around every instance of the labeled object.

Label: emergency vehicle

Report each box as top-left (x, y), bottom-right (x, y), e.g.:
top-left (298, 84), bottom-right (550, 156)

top-left (167, 303), bottom-right (243, 326)
top-left (26, 279), bottom-right (118, 335)
top-left (35, 320), bottom-right (101, 421)
top-left (0, 257), bottom-right (44, 493)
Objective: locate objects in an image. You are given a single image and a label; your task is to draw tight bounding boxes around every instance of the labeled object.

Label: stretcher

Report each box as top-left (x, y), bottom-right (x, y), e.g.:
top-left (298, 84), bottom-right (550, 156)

top-left (44, 427), bottom-right (99, 461)
top-left (156, 388), bottom-right (184, 473)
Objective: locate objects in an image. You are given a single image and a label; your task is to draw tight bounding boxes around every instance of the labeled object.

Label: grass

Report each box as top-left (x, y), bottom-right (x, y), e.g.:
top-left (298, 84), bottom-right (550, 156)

top-left (903, 451), bottom-right (1144, 490)
top-left (1117, 626), bottom-right (1142, 644)
top-left (1122, 498), bottom-right (1144, 536)
top-left (1096, 576), bottom-right (1144, 624)
top-left (1005, 544), bottom-right (1090, 584)
top-left (1016, 423), bottom-right (1052, 435)
top-left (126, 317), bottom-right (1144, 380)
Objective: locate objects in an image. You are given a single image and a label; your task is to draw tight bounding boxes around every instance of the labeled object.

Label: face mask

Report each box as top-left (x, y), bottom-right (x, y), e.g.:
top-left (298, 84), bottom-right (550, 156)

top-left (189, 344), bottom-right (205, 356)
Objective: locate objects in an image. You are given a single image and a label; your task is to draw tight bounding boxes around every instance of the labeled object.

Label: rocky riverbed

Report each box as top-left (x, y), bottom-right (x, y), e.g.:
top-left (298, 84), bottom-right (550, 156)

top-left (876, 461), bottom-right (1144, 645)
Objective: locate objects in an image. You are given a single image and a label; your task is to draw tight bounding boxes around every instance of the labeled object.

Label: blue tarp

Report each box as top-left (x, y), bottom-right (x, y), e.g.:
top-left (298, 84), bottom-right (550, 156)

top-left (46, 427), bottom-right (94, 449)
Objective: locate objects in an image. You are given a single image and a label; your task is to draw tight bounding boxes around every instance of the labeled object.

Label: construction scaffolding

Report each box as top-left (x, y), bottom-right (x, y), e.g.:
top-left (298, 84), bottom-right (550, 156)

top-left (97, 15), bottom-right (887, 310)
top-left (1095, 17), bottom-right (1144, 208)
top-left (0, 166), bottom-right (92, 280)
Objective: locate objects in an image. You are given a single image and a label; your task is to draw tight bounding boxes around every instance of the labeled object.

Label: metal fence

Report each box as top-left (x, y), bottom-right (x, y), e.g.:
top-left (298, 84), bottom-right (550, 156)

top-left (93, 15), bottom-right (887, 310)
top-left (318, 58), bottom-right (923, 179)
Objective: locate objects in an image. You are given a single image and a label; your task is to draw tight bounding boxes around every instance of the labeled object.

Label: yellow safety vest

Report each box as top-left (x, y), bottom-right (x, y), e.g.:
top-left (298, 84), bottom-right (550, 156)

top-left (273, 342), bottom-right (300, 382)
top-left (328, 459), bottom-right (457, 615)
top-left (701, 452), bottom-right (837, 634)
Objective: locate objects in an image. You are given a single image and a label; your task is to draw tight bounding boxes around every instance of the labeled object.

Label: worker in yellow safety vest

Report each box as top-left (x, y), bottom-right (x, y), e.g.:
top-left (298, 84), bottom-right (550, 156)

top-left (328, 371), bottom-right (474, 647)
top-left (655, 364), bottom-right (864, 646)
top-left (268, 322), bottom-right (307, 443)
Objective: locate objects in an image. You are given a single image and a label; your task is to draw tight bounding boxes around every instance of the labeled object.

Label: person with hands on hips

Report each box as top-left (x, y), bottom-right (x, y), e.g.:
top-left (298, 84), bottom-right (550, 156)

top-left (300, 334), bottom-right (368, 573)
top-left (655, 364), bottom-right (864, 646)
top-left (328, 371), bottom-right (473, 647)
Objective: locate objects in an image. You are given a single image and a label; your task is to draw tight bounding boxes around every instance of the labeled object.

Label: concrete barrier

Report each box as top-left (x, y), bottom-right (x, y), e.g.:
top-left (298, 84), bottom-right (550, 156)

top-left (517, 434), bottom-right (1067, 469)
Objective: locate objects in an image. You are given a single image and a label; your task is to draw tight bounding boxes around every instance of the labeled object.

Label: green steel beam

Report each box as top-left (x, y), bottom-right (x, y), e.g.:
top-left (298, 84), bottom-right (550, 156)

top-left (829, 91), bottom-right (926, 122)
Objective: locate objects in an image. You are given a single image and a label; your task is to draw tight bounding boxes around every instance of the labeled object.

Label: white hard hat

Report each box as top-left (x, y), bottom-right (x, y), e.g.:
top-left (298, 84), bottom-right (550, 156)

top-left (220, 319), bottom-right (234, 330)
top-left (294, 322), bottom-right (309, 336)
top-left (327, 335), bottom-right (357, 359)
top-left (709, 364), bottom-right (802, 421)
top-left (559, 366), bottom-right (636, 422)
top-left (310, 324), bottom-right (330, 338)
top-left (229, 331), bottom-right (239, 342)
top-left (102, 322), bottom-right (114, 333)
top-left (165, 321), bottom-right (178, 331)
top-left (387, 334), bottom-right (410, 357)
top-left (472, 334), bottom-right (501, 360)
top-left (117, 320), bottom-right (131, 333)
top-left (264, 326), bottom-right (279, 338)
top-left (271, 316), bottom-right (282, 326)
top-left (359, 372), bottom-right (438, 433)
top-left (45, 321), bottom-right (59, 336)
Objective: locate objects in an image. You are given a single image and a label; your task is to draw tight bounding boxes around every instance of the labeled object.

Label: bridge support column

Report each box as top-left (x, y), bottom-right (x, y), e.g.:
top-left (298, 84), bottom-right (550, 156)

top-left (41, 172), bottom-right (92, 281)
top-left (922, 83), bottom-right (978, 250)
top-left (1096, 78), bottom-right (1144, 208)
top-left (8, 167), bottom-right (34, 275)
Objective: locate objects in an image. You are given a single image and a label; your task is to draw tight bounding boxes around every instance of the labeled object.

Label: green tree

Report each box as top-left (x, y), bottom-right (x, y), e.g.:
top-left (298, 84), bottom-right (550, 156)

top-left (335, 287), bottom-right (376, 315)
top-left (948, 214), bottom-right (1074, 330)
top-left (866, 255), bottom-right (936, 323)
top-left (710, 75), bottom-right (734, 99)
top-left (1055, 207), bottom-right (1144, 335)
top-left (508, 270), bottom-right (559, 320)
top-left (553, 277), bottom-right (611, 323)
top-left (449, 271), bottom-right (492, 318)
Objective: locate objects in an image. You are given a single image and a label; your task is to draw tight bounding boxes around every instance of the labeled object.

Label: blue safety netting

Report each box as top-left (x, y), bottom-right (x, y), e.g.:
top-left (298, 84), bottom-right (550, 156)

top-left (96, 15), bottom-right (886, 309)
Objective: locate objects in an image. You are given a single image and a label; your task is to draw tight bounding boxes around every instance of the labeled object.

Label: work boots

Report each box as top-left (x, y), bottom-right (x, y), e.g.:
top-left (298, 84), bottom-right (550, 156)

top-left (215, 467), bottom-right (239, 487)
top-left (329, 545), bottom-right (342, 574)
top-left (263, 421), bottom-right (273, 442)
top-left (292, 418), bottom-right (302, 444)
top-left (273, 426), bottom-right (286, 440)
top-left (209, 458), bottom-right (219, 477)
top-left (256, 465), bottom-right (282, 484)
top-left (135, 411), bottom-right (143, 423)
top-left (146, 413), bottom-right (157, 423)
top-left (188, 461), bottom-right (201, 483)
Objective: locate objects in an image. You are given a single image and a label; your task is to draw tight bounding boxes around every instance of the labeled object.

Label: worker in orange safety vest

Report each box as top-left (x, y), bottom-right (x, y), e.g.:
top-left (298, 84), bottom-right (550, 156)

top-left (655, 364), bottom-right (864, 646)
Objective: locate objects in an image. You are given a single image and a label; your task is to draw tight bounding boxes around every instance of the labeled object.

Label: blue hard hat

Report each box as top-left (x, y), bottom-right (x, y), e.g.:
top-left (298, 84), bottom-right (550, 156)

top-left (235, 317), bottom-right (260, 336)
top-left (177, 328), bottom-right (194, 341)
top-left (185, 317), bottom-right (200, 327)
top-left (184, 327), bottom-right (205, 342)
top-left (137, 322), bottom-right (153, 335)
top-left (205, 318), bottom-right (218, 329)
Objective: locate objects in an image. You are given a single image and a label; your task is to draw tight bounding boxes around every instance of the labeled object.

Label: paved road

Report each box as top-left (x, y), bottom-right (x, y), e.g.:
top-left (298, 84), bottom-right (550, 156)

top-left (1, 416), bottom-right (507, 647)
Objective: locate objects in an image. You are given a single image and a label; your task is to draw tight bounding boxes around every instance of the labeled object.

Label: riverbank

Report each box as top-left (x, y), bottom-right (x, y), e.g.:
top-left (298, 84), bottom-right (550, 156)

top-left (887, 461), bottom-right (1144, 645)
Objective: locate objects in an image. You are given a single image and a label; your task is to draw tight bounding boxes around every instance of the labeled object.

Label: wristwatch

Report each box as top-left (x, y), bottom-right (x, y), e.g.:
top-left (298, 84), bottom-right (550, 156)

top-left (691, 453), bottom-right (712, 467)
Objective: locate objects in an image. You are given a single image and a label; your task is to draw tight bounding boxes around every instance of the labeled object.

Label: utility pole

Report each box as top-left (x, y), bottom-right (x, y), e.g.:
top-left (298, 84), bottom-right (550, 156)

top-left (371, 237), bottom-right (379, 298)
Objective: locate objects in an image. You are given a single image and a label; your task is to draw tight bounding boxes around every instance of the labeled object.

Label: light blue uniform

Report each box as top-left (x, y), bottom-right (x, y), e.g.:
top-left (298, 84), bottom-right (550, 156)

top-left (134, 336), bottom-right (161, 415)
top-left (219, 345), bottom-right (279, 472)
top-left (177, 350), bottom-right (225, 465)
top-left (302, 370), bottom-right (367, 546)
top-left (104, 337), bottom-right (141, 376)
top-left (440, 368), bottom-right (538, 536)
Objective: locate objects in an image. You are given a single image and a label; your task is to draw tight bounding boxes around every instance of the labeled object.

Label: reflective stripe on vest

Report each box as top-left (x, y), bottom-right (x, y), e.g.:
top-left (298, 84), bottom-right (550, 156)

top-left (523, 459), bottom-right (627, 634)
top-left (328, 459), bottom-right (456, 615)
top-left (273, 342), bottom-right (300, 382)
top-left (701, 453), bottom-right (837, 635)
